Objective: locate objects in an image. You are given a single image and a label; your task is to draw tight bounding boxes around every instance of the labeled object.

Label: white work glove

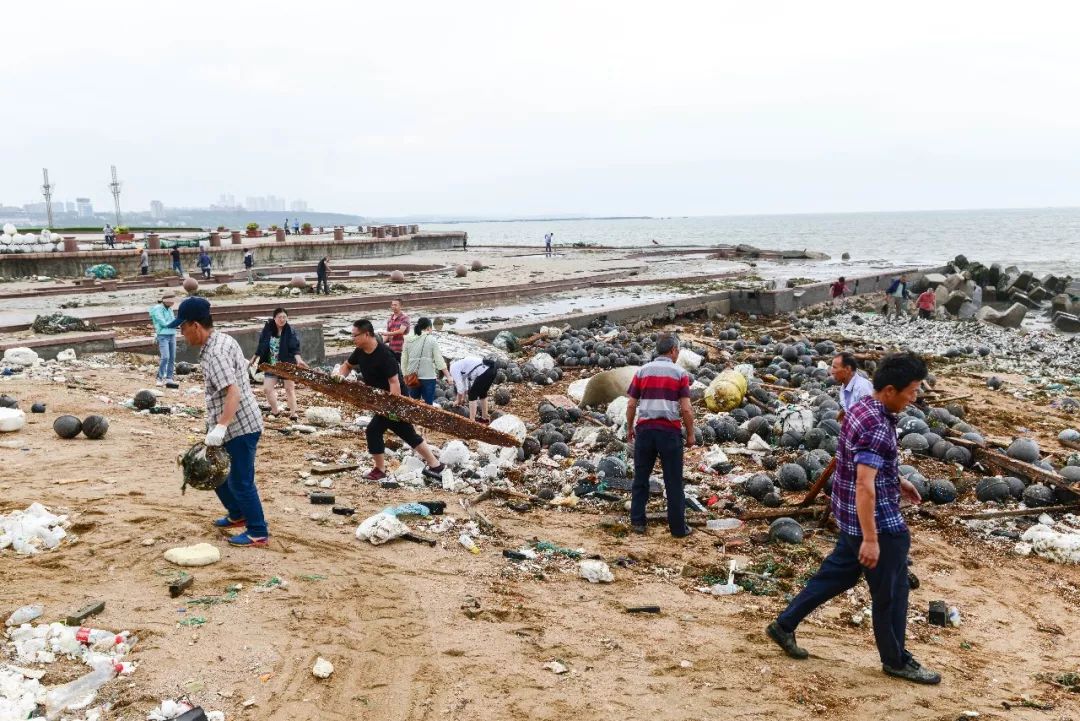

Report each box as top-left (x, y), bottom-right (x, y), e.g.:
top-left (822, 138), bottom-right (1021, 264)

top-left (204, 424), bottom-right (227, 447)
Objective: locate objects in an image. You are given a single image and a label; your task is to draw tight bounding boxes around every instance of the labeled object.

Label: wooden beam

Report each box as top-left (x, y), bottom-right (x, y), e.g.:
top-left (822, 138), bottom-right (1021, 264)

top-left (957, 503), bottom-right (1080, 520)
top-left (976, 449), bottom-right (1080, 500)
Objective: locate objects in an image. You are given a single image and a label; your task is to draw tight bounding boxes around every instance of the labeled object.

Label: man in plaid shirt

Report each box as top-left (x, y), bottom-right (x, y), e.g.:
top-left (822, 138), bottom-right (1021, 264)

top-left (767, 352), bottom-right (941, 685)
top-left (170, 297), bottom-right (269, 548)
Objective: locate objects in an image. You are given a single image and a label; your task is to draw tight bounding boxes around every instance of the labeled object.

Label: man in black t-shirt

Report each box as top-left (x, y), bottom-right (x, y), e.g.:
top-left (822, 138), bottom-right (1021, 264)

top-left (171, 246), bottom-right (183, 277)
top-left (334, 318), bottom-right (447, 482)
top-left (315, 256), bottom-right (330, 295)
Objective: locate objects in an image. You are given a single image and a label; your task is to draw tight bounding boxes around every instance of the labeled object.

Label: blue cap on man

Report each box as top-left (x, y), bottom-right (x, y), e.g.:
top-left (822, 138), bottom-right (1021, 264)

top-left (167, 296), bottom-right (212, 328)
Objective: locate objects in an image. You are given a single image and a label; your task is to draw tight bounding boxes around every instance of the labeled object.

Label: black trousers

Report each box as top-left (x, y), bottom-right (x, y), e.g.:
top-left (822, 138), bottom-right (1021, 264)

top-left (365, 414), bottom-right (423, 455)
top-left (630, 427), bottom-right (688, 536)
top-left (316, 275), bottom-right (329, 294)
top-left (778, 531), bottom-right (911, 668)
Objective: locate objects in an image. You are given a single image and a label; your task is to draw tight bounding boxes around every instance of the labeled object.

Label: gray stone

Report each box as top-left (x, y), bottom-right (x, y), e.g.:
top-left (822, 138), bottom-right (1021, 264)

top-left (900, 433), bottom-right (929, 452)
top-left (1060, 466), bottom-right (1080, 483)
top-left (1053, 313), bottom-right (1080, 333)
top-left (976, 303), bottom-right (1027, 329)
top-left (975, 477), bottom-right (1011, 503)
top-left (943, 290), bottom-right (970, 316)
top-left (1022, 483), bottom-right (1055, 508)
top-left (929, 478), bottom-right (958, 504)
top-left (923, 273), bottom-right (947, 288)
top-left (1009, 290), bottom-right (1039, 309)
top-left (1006, 438), bottom-right (1040, 463)
top-left (943, 274), bottom-right (965, 292)
top-left (1004, 476), bottom-right (1026, 499)
top-left (1028, 284), bottom-right (1050, 302)
top-left (768, 517), bottom-right (804, 544)
top-left (777, 463), bottom-right (809, 491)
top-left (1010, 270), bottom-right (1034, 291)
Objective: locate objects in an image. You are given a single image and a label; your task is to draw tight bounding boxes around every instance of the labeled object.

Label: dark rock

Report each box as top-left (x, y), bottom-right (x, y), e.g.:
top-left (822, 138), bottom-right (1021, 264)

top-left (768, 517), bottom-right (804, 544)
top-left (900, 434), bottom-right (929, 452)
top-left (549, 442), bottom-right (570, 458)
top-left (30, 402), bottom-right (46, 414)
top-left (975, 477), bottom-right (1011, 503)
top-left (1022, 483), bottom-right (1055, 508)
top-left (133, 390), bottom-right (157, 411)
top-left (494, 388), bottom-right (512, 406)
top-left (53, 415), bottom-right (83, 439)
top-left (944, 445), bottom-right (971, 466)
top-left (1003, 476), bottom-right (1026, 499)
top-left (744, 473), bottom-right (774, 500)
top-left (928, 478), bottom-right (958, 504)
top-left (597, 456), bottom-right (627, 479)
top-left (761, 491), bottom-right (782, 507)
top-left (777, 463), bottom-right (809, 491)
top-left (81, 415), bottom-right (109, 439)
top-left (0, 395), bottom-right (17, 409)
top-left (1006, 438), bottom-right (1040, 463)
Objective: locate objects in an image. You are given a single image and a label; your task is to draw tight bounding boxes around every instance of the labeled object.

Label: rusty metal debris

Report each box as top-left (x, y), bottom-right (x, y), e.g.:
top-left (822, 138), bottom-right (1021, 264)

top-left (261, 362), bottom-right (521, 447)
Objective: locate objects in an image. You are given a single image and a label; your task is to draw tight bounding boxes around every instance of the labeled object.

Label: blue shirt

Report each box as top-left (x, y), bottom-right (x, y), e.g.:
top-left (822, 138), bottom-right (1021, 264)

top-left (840, 373), bottom-right (874, 412)
top-left (831, 397), bottom-right (906, 537)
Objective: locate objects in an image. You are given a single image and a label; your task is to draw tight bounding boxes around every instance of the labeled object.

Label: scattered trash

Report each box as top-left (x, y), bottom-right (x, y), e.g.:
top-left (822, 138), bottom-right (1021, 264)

top-left (0, 503), bottom-right (68, 555)
top-left (356, 512), bottom-right (410, 545)
top-left (929, 600), bottom-right (949, 627)
top-left (0, 407), bottom-right (26, 433)
top-left (459, 533), bottom-right (481, 555)
top-left (543, 660), bottom-right (568, 674)
top-left (579, 559), bottom-right (614, 583)
top-left (6, 604), bottom-right (44, 626)
top-left (65, 600), bottom-right (106, 626)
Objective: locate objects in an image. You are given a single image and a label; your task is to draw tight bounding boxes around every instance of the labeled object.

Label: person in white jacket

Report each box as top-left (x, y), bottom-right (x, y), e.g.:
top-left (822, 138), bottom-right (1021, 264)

top-left (449, 355), bottom-right (497, 423)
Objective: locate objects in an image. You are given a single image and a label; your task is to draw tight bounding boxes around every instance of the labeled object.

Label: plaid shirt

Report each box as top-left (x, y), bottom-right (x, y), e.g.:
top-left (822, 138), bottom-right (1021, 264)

top-left (200, 331), bottom-right (263, 443)
top-left (385, 312), bottom-right (410, 353)
top-left (831, 397), bottom-right (907, 537)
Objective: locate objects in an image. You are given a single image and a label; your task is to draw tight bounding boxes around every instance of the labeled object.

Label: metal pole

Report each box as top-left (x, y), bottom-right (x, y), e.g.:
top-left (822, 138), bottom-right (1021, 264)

top-left (41, 168), bottom-right (55, 229)
top-left (109, 165), bottom-right (122, 225)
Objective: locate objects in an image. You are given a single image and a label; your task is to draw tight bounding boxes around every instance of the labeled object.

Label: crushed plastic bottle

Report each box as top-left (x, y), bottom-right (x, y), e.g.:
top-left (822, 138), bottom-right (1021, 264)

top-left (6, 604), bottom-right (44, 626)
top-left (44, 660), bottom-right (120, 720)
top-left (459, 533), bottom-right (480, 555)
top-left (948, 607), bottom-right (962, 627)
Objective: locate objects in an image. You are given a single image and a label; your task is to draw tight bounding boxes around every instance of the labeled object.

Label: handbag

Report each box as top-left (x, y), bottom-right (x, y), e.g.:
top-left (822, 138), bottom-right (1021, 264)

top-left (403, 337), bottom-right (427, 389)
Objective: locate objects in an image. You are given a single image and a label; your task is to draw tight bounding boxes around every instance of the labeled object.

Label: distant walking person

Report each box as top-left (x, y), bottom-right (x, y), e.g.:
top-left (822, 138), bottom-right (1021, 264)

top-left (149, 294), bottom-right (177, 386)
top-left (971, 284), bottom-right (983, 310)
top-left (766, 352), bottom-right (940, 686)
top-left (293, 220), bottom-right (300, 236)
top-left (625, 333), bottom-right (695, 538)
top-left (244, 249), bottom-right (255, 284)
top-left (315, 256), bottom-right (330, 295)
top-left (139, 246), bottom-right (150, 276)
top-left (384, 299), bottom-right (410, 366)
top-left (171, 246), bottom-right (183, 277)
top-left (544, 232), bottom-right (553, 257)
top-left (915, 288), bottom-right (936, 320)
top-left (284, 219), bottom-right (290, 236)
top-left (251, 308), bottom-right (308, 420)
top-left (198, 249), bottom-right (212, 279)
top-left (449, 356), bottom-right (497, 422)
top-left (333, 319), bottom-right (447, 482)
top-left (884, 274), bottom-right (911, 321)
top-left (104, 224), bottom-right (115, 248)
top-left (401, 317), bottom-right (450, 405)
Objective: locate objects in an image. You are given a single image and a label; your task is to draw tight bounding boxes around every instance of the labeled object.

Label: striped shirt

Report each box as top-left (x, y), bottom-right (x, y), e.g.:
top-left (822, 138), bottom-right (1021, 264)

top-left (386, 312), bottom-right (410, 353)
top-left (626, 356), bottom-right (690, 433)
top-left (831, 397), bottom-right (906, 537)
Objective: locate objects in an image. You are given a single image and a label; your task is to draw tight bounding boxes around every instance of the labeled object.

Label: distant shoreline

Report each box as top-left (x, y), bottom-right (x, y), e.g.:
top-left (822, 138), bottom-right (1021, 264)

top-left (431, 216), bottom-right (653, 224)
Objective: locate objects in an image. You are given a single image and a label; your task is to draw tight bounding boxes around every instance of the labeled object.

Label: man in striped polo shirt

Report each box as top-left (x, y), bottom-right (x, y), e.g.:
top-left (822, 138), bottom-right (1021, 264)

top-left (625, 334), bottom-right (695, 537)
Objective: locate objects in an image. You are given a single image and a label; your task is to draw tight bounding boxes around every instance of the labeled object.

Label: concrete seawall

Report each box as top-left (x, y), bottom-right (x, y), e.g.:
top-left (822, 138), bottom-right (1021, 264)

top-left (0, 233), bottom-right (465, 279)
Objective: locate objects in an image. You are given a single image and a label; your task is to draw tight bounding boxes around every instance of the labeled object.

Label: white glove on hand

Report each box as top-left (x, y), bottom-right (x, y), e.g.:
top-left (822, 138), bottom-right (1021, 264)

top-left (204, 424), bottom-right (227, 447)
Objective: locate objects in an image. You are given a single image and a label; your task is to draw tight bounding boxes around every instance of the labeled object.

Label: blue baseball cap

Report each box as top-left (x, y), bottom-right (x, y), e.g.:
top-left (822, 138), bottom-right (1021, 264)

top-left (167, 296), bottom-right (212, 328)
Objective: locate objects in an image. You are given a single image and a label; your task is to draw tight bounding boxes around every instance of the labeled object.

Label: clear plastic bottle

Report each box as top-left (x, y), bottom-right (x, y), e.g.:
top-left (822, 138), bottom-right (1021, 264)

top-left (5, 604), bottom-right (44, 626)
top-left (44, 661), bottom-right (120, 719)
top-left (458, 533), bottom-right (480, 555)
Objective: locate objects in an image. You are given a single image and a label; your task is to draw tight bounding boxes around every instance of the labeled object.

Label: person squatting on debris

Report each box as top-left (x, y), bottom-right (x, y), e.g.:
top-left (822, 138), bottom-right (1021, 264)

top-left (198, 249), bottom-right (212, 279)
top-left (449, 355), bottom-right (497, 423)
top-left (315, 256), bottom-right (330, 295)
top-left (171, 245), bottom-right (183, 277)
top-left (830, 276), bottom-right (850, 305)
top-left (767, 351), bottom-right (941, 685)
top-left (244, 249), bottom-right (255, 284)
top-left (916, 287), bottom-right (937, 320)
top-left (251, 308), bottom-right (308, 420)
top-left (334, 319), bottom-right (447, 482)
top-left (169, 296), bottom-right (270, 547)
top-left (831, 351), bottom-right (873, 413)
top-left (401, 317), bottom-right (450, 405)
top-left (148, 294), bottom-right (177, 386)
top-left (625, 333), bottom-right (696, 538)
top-left (884, 274), bottom-right (911, 321)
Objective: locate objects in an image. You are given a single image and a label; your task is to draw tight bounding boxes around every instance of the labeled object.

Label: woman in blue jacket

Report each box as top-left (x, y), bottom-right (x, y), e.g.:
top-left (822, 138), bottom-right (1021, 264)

top-left (250, 308), bottom-right (308, 419)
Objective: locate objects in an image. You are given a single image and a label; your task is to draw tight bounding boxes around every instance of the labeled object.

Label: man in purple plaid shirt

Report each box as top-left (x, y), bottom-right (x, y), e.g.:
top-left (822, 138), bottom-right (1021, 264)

top-left (767, 352), bottom-right (941, 685)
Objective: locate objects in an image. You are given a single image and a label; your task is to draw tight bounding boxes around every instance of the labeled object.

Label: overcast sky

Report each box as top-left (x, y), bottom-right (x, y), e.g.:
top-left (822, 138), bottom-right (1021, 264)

top-left (4, 1), bottom-right (1080, 218)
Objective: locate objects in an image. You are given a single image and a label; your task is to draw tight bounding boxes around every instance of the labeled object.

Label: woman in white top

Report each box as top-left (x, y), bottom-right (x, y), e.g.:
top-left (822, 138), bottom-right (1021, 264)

top-left (400, 317), bottom-right (450, 405)
top-left (449, 355), bottom-right (497, 423)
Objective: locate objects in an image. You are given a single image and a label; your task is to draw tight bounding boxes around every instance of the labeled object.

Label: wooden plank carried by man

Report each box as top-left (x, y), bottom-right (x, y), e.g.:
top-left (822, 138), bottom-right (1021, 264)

top-left (261, 362), bottom-right (521, 447)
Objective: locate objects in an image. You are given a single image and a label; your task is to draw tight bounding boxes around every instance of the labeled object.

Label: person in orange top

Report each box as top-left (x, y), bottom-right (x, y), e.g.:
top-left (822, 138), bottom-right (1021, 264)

top-left (915, 288), bottom-right (937, 320)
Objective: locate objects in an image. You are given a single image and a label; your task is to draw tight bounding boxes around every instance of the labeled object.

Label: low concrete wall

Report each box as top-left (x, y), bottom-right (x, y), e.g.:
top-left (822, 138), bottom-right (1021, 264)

top-left (0, 233), bottom-right (464, 279)
top-left (0, 331), bottom-right (117, 361)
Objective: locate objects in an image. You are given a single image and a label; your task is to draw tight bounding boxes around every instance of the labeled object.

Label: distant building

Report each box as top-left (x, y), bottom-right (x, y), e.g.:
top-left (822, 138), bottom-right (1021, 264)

top-left (218, 193), bottom-right (237, 208)
top-left (76, 197), bottom-right (93, 217)
top-left (64, 201), bottom-right (77, 213)
top-left (290, 199), bottom-right (309, 213)
top-left (22, 202), bottom-right (47, 214)
top-left (150, 200), bottom-right (165, 219)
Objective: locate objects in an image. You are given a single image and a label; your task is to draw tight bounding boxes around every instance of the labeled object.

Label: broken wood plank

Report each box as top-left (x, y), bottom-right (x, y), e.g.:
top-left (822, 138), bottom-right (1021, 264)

top-left (737, 506), bottom-right (823, 521)
top-left (644, 512), bottom-right (709, 527)
top-left (1061, 438), bottom-right (1080, 453)
top-left (957, 503), bottom-right (1080, 520)
top-left (261, 362), bottom-right (520, 446)
top-left (401, 530), bottom-right (438, 546)
top-left (932, 394), bottom-right (972, 404)
top-left (66, 600), bottom-right (105, 626)
top-left (975, 449), bottom-right (1080, 500)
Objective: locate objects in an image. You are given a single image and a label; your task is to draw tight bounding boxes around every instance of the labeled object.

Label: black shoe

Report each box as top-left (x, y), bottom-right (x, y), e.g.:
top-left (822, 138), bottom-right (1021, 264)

top-left (766, 621), bottom-right (809, 659)
top-left (883, 658), bottom-right (941, 685)
top-left (631, 524), bottom-right (647, 535)
top-left (673, 527), bottom-right (694, 539)
top-left (422, 464), bottom-right (446, 481)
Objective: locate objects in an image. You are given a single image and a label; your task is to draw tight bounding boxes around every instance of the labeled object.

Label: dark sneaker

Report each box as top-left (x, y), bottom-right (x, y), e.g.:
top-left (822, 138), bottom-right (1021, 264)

top-left (883, 658), bottom-right (941, 685)
top-left (364, 468), bottom-right (387, 481)
top-left (228, 532), bottom-right (269, 548)
top-left (631, 524), bottom-right (647, 535)
top-left (422, 464), bottom-right (446, 481)
top-left (673, 527), bottom-right (694, 539)
top-left (766, 621), bottom-right (809, 659)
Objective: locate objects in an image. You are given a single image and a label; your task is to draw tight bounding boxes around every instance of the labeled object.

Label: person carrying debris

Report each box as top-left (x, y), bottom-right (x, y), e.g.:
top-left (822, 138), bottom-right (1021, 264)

top-left (401, 317), bottom-right (451, 405)
top-left (449, 355), bottom-right (497, 423)
top-left (149, 294), bottom-right (178, 386)
top-left (915, 287), bottom-right (936, 320)
top-left (884, 274), bottom-right (911, 320)
top-left (168, 296), bottom-right (269, 547)
top-left (831, 352), bottom-right (873, 413)
top-left (625, 333), bottom-right (695, 538)
top-left (333, 319), bottom-right (447, 482)
top-left (251, 308), bottom-right (309, 420)
top-left (767, 352), bottom-right (940, 685)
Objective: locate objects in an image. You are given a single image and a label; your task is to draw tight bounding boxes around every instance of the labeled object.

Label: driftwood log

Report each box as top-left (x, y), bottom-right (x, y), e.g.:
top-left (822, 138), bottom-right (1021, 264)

top-left (260, 362), bottom-right (521, 447)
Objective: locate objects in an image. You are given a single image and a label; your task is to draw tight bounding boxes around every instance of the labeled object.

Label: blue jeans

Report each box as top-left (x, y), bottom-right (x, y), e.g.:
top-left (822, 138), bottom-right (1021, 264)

top-left (630, 427), bottom-right (688, 535)
top-left (215, 432), bottom-right (268, 537)
top-left (172, 260), bottom-right (183, 277)
top-left (156, 334), bottom-right (176, 380)
top-left (407, 378), bottom-right (436, 405)
top-left (777, 531), bottom-right (911, 668)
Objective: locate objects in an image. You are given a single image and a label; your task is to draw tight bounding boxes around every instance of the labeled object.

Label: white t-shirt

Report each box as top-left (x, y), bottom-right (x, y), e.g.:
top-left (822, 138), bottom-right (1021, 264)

top-left (449, 357), bottom-right (487, 395)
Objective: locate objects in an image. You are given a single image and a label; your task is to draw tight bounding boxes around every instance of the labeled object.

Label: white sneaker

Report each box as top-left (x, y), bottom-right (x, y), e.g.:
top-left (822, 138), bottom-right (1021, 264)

top-left (155, 379), bottom-right (165, 386)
